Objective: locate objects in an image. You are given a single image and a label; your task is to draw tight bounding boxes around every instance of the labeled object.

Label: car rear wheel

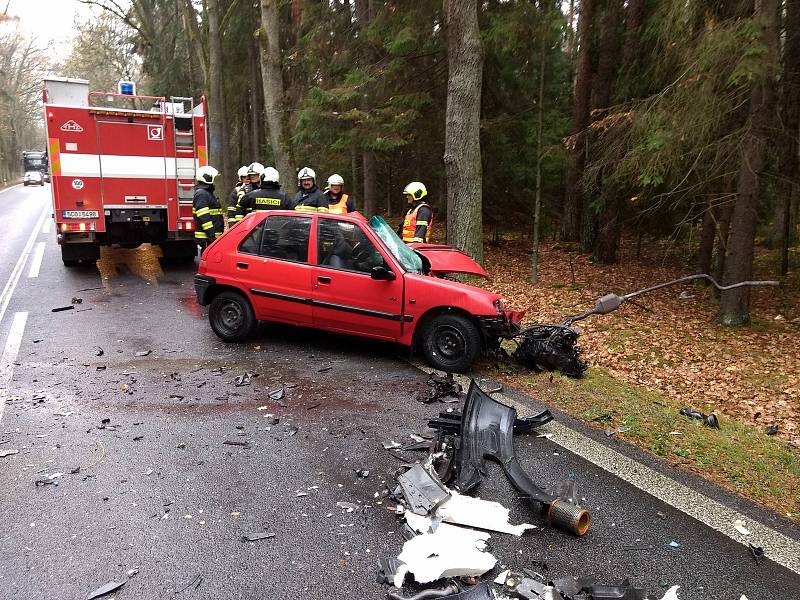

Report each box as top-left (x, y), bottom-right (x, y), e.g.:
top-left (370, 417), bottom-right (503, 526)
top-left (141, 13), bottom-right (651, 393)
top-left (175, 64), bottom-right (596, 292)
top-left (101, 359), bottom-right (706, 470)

top-left (420, 313), bottom-right (481, 373)
top-left (209, 291), bottom-right (256, 342)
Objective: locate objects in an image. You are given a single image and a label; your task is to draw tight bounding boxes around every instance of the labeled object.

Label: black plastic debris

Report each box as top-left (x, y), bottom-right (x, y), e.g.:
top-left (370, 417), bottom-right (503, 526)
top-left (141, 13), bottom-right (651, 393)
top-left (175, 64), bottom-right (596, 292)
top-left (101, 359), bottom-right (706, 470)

top-left (241, 532), bottom-right (275, 542)
top-left (87, 580), bottom-right (126, 600)
top-left (71, 296), bottom-right (83, 304)
top-left (765, 425), bottom-right (778, 436)
top-left (388, 582), bottom-right (491, 600)
top-left (376, 557), bottom-right (405, 585)
top-left (94, 347), bottom-right (104, 357)
top-left (429, 380), bottom-right (590, 536)
top-left (749, 543), bottom-right (765, 564)
top-left (223, 440), bottom-right (250, 448)
top-left (51, 305), bottom-right (74, 313)
top-left (175, 574), bottom-right (202, 594)
top-left (416, 372), bottom-right (463, 404)
top-left (512, 324), bottom-right (588, 378)
top-left (396, 463), bottom-right (451, 515)
top-left (235, 372), bottom-right (257, 387)
top-left (679, 407), bottom-right (719, 428)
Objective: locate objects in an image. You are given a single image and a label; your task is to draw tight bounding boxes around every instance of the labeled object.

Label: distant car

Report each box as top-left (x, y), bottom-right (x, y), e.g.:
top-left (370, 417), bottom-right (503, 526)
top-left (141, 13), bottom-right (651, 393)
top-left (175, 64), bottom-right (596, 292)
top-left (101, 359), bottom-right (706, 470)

top-left (194, 211), bottom-right (523, 372)
top-left (23, 171), bottom-right (44, 186)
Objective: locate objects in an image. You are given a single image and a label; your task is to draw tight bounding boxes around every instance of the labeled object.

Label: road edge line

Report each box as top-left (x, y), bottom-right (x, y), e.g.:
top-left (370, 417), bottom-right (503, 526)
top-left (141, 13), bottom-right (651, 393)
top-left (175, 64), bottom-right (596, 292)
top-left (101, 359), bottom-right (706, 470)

top-left (0, 207), bottom-right (48, 326)
top-left (0, 311), bottom-right (29, 424)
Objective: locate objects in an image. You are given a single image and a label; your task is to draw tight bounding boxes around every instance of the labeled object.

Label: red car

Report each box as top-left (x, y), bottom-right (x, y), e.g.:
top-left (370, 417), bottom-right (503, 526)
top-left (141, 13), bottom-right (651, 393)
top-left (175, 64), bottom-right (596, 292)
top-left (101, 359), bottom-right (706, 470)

top-left (194, 211), bottom-right (523, 372)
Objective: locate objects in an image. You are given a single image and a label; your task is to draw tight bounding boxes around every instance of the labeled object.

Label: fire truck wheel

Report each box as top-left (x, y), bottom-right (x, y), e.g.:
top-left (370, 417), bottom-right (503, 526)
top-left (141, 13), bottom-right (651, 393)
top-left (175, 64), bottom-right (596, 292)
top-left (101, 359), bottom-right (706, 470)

top-left (209, 291), bottom-right (256, 342)
top-left (419, 313), bottom-right (481, 373)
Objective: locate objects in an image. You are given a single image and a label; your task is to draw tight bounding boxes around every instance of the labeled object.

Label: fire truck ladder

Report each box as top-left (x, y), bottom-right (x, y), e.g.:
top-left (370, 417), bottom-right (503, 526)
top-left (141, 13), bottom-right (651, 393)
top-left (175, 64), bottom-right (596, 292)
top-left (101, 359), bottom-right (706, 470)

top-left (170, 96), bottom-right (197, 208)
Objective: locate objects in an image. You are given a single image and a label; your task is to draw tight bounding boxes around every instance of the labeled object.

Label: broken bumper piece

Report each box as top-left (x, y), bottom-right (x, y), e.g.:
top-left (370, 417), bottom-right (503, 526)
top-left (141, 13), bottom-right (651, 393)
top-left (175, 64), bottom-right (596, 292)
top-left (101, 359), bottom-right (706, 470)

top-left (431, 380), bottom-right (590, 536)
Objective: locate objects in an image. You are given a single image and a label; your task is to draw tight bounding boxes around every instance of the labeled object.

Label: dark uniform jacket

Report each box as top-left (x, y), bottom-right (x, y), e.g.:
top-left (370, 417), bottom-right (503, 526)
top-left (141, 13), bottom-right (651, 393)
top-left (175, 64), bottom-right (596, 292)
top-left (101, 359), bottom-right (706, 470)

top-left (193, 184), bottom-right (224, 243)
top-left (293, 185), bottom-right (326, 211)
top-left (236, 183), bottom-right (293, 220)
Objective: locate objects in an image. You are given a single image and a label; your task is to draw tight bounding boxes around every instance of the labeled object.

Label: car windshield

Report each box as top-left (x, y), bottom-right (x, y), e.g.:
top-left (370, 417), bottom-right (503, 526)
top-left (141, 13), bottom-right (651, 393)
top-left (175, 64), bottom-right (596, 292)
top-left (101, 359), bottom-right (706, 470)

top-left (368, 215), bottom-right (424, 274)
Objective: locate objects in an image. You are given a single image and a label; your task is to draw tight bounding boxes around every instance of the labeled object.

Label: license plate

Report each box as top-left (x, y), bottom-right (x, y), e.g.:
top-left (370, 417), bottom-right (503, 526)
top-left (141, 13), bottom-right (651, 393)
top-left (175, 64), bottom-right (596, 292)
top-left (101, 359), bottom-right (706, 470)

top-left (62, 210), bottom-right (99, 219)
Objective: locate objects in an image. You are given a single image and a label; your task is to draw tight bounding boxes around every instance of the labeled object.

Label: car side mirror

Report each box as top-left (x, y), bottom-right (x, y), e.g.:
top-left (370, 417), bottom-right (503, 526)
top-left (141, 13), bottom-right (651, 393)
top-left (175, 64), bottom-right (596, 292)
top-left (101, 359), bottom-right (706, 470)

top-left (370, 265), bottom-right (396, 281)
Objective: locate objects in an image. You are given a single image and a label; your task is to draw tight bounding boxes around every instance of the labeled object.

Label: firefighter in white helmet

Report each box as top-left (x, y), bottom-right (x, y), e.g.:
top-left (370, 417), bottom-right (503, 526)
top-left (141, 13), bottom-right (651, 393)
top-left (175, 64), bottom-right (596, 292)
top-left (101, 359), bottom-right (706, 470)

top-left (227, 165), bottom-right (250, 226)
top-left (234, 166), bottom-right (293, 221)
top-left (293, 166), bottom-right (326, 212)
top-left (399, 181), bottom-right (433, 243)
top-left (322, 173), bottom-right (356, 213)
top-left (193, 166), bottom-right (224, 247)
top-left (245, 162), bottom-right (265, 193)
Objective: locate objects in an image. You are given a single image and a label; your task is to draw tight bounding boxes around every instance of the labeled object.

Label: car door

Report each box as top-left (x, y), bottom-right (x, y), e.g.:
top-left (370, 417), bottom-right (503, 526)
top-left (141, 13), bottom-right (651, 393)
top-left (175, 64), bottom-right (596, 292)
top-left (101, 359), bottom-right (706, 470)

top-left (235, 214), bottom-right (314, 325)
top-left (311, 216), bottom-right (404, 340)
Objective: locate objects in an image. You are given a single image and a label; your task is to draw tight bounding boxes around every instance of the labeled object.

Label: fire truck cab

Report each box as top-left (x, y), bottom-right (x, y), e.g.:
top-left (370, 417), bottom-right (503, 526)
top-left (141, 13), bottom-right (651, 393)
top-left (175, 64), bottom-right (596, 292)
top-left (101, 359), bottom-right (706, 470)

top-left (43, 77), bottom-right (208, 266)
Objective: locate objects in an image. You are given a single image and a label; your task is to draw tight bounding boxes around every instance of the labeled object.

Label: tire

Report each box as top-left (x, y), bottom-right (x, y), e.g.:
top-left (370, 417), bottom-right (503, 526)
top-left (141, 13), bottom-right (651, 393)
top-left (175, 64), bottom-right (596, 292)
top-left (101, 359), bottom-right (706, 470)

top-left (419, 313), bottom-right (481, 373)
top-left (209, 291), bottom-right (256, 342)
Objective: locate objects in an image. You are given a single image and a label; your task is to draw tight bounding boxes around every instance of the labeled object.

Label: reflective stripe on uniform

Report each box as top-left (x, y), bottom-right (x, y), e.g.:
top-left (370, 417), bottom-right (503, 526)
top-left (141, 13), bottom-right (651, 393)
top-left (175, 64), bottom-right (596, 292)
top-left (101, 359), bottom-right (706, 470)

top-left (195, 231), bottom-right (208, 239)
top-left (294, 205), bottom-right (329, 213)
top-left (195, 206), bottom-right (211, 217)
top-left (202, 221), bottom-right (214, 230)
top-left (415, 220), bottom-right (428, 226)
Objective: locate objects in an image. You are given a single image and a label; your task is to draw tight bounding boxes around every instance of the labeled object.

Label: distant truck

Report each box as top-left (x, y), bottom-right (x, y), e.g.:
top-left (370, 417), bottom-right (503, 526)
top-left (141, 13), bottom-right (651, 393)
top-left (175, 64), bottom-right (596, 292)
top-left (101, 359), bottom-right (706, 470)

top-left (22, 150), bottom-right (49, 181)
top-left (42, 77), bottom-right (208, 266)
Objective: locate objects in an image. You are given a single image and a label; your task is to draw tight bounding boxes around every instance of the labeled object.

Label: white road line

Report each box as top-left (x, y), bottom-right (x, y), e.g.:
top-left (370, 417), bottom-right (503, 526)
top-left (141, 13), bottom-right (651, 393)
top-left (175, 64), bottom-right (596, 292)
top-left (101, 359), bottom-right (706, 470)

top-left (41, 218), bottom-right (52, 234)
top-left (411, 362), bottom-right (800, 575)
top-left (0, 207), bottom-right (48, 327)
top-left (27, 243), bottom-right (46, 278)
top-left (0, 311), bottom-right (28, 424)
top-left (0, 184), bottom-right (22, 196)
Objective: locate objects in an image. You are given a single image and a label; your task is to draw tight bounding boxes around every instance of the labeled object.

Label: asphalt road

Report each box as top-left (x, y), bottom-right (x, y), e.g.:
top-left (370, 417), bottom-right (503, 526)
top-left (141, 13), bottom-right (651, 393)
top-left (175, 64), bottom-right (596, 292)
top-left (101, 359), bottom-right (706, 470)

top-left (0, 183), bottom-right (798, 600)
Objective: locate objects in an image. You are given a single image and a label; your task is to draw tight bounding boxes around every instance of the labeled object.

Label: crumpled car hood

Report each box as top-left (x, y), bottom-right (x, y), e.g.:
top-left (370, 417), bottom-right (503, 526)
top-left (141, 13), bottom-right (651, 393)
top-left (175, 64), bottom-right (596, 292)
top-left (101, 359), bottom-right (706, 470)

top-left (410, 243), bottom-right (489, 278)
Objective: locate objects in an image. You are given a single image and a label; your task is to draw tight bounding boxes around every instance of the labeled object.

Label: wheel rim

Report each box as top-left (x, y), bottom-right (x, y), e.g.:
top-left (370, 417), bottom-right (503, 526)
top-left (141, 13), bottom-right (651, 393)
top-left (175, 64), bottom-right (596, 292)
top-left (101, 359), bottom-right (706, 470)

top-left (433, 324), bottom-right (467, 360)
top-left (216, 299), bottom-right (244, 333)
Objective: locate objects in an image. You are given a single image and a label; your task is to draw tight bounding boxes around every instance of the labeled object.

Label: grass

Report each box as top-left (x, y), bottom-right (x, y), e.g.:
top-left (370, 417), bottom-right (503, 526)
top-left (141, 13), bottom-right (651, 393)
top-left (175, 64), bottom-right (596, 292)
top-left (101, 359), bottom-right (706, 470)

top-left (483, 361), bottom-right (800, 520)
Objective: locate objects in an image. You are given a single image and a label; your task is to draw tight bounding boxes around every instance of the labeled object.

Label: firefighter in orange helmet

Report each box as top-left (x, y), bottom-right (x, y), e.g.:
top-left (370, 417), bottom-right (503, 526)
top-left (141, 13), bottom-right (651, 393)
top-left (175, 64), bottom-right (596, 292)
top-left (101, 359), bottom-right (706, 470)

top-left (399, 181), bottom-right (433, 243)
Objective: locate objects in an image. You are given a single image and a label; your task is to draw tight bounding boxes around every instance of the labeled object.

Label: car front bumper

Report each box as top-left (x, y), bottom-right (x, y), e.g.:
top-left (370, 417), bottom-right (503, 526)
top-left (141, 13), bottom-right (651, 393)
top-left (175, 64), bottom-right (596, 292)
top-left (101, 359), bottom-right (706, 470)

top-left (194, 274), bottom-right (216, 306)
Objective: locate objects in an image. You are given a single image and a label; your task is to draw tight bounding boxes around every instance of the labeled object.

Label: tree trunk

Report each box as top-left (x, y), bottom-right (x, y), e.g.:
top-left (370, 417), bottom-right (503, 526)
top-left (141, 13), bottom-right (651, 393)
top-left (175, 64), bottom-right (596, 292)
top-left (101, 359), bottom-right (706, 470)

top-left (697, 201), bottom-right (716, 274)
top-left (444, 0), bottom-right (484, 263)
top-left (621, 0), bottom-right (645, 69)
top-left (363, 150), bottom-right (378, 217)
top-left (774, 0), bottom-right (800, 275)
top-left (206, 0), bottom-right (230, 182)
top-left (258, 0), bottom-right (294, 186)
top-left (561, 0), bottom-right (594, 242)
top-left (718, 0), bottom-right (779, 325)
top-left (588, 0), bottom-right (622, 259)
top-left (530, 13), bottom-right (547, 284)
top-left (247, 36), bottom-right (262, 160)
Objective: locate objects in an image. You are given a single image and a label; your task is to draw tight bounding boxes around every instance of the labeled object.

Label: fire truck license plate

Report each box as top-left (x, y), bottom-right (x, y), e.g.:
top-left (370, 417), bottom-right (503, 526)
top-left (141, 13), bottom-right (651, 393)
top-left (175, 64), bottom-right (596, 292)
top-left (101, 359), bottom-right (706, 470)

top-left (62, 210), bottom-right (99, 219)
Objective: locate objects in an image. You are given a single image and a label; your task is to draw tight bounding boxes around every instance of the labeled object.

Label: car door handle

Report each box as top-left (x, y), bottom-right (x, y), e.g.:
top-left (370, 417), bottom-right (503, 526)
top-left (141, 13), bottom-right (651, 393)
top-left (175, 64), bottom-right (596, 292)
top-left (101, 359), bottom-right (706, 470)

top-left (236, 261), bottom-right (249, 269)
top-left (317, 276), bottom-right (331, 284)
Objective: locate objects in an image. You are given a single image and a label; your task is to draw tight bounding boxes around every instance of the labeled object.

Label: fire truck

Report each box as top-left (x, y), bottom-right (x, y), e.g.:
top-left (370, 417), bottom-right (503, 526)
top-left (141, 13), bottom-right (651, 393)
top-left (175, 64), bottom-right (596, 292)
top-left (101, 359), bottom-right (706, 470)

top-left (43, 77), bottom-right (208, 266)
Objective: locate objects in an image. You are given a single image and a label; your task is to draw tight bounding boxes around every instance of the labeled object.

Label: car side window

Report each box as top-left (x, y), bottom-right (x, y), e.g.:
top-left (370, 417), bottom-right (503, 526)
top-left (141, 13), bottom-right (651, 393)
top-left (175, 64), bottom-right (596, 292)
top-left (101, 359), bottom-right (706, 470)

top-left (260, 215), bottom-right (312, 263)
top-left (238, 221), bottom-right (263, 255)
top-left (317, 219), bottom-right (384, 274)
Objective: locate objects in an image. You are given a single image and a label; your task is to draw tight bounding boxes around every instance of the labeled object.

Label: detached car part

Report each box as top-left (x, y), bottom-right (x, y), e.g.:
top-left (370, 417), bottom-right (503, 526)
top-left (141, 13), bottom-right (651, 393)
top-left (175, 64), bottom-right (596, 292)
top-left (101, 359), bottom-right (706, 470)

top-left (511, 274), bottom-right (779, 378)
top-left (679, 407), bottom-right (719, 428)
top-left (397, 464), bottom-right (451, 515)
top-left (430, 381), bottom-right (590, 536)
top-left (387, 582), bottom-right (492, 600)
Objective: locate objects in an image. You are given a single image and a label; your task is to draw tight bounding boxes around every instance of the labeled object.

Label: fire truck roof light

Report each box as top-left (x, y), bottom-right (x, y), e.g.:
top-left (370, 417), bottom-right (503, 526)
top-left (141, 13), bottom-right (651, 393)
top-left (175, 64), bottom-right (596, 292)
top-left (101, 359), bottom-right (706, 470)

top-left (118, 80), bottom-right (136, 96)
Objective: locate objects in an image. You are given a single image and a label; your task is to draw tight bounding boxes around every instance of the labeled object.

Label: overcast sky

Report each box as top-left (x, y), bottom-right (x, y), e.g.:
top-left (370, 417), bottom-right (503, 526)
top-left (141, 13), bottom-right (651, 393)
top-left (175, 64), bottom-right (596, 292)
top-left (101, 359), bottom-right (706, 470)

top-left (6, 0), bottom-right (102, 61)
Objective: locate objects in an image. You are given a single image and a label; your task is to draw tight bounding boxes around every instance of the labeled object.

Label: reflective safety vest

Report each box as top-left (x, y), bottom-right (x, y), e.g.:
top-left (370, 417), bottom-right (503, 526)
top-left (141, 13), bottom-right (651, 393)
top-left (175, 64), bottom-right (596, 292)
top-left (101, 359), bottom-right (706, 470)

top-left (327, 193), bottom-right (349, 214)
top-left (401, 202), bottom-right (433, 243)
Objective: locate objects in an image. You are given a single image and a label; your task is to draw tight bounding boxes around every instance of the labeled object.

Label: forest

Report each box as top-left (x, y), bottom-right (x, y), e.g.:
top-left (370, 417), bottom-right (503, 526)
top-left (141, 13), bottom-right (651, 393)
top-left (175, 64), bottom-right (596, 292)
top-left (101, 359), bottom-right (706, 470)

top-left (2, 0), bottom-right (798, 327)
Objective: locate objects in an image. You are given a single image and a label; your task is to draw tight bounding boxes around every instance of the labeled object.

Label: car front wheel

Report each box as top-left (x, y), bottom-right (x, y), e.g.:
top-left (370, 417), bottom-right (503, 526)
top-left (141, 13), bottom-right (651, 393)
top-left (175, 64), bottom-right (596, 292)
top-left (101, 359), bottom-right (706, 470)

top-left (420, 313), bottom-right (481, 373)
top-left (209, 291), bottom-right (256, 342)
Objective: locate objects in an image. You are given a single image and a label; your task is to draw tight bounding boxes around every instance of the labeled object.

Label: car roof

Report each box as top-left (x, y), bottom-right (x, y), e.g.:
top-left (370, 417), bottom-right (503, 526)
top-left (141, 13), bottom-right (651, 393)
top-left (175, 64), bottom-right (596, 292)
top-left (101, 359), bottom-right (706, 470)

top-left (246, 210), bottom-right (369, 225)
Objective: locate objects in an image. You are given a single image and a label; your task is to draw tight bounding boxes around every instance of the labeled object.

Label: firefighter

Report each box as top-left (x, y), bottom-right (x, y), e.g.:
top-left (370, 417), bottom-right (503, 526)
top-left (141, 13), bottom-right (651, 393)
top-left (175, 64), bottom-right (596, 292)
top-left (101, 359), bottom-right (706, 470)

top-left (227, 165), bottom-right (250, 226)
top-left (245, 162), bottom-right (265, 194)
top-left (236, 166), bottom-right (293, 219)
top-left (193, 166), bottom-right (224, 247)
top-left (293, 166), bottom-right (326, 212)
top-left (323, 174), bottom-right (356, 213)
top-left (399, 181), bottom-right (433, 243)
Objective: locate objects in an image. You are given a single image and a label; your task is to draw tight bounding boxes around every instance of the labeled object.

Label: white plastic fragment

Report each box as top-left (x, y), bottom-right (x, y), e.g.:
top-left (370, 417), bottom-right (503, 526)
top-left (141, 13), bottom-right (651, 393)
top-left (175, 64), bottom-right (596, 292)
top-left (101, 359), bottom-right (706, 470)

top-left (437, 491), bottom-right (536, 536)
top-left (494, 569), bottom-right (511, 584)
top-left (733, 519), bottom-right (751, 536)
top-left (657, 585), bottom-right (681, 600)
top-left (394, 520), bottom-right (496, 586)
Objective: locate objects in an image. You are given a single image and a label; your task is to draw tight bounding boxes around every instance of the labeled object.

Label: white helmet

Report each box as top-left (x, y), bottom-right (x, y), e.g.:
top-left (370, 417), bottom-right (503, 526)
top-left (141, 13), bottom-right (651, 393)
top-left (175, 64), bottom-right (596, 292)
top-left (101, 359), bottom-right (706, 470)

top-left (196, 165), bottom-right (219, 185)
top-left (261, 167), bottom-right (280, 184)
top-left (403, 181), bottom-right (427, 200)
top-left (247, 162), bottom-right (265, 176)
top-left (297, 166), bottom-right (316, 182)
top-left (327, 173), bottom-right (344, 187)
top-left (237, 165), bottom-right (249, 178)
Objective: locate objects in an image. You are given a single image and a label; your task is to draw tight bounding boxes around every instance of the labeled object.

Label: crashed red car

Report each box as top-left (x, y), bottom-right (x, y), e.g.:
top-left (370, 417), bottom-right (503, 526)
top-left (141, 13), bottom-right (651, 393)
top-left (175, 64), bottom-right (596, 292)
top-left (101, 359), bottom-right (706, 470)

top-left (194, 211), bottom-right (522, 372)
